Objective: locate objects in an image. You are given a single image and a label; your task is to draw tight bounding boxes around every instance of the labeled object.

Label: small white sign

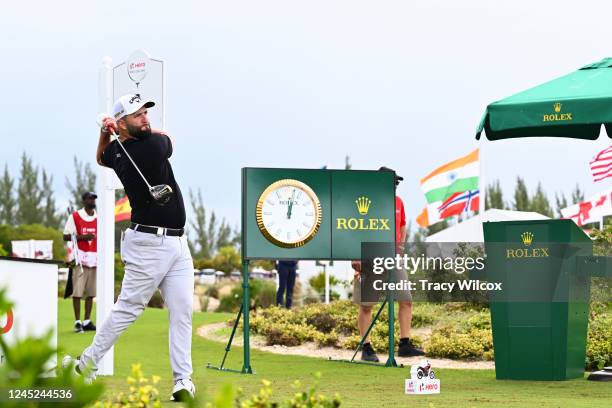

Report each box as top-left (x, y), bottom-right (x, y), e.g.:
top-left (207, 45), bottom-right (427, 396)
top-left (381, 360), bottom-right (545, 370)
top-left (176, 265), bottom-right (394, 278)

top-left (126, 49), bottom-right (150, 85)
top-left (11, 240), bottom-right (53, 259)
top-left (405, 378), bottom-right (441, 395)
top-left (405, 359), bottom-right (440, 395)
top-left (113, 50), bottom-right (164, 130)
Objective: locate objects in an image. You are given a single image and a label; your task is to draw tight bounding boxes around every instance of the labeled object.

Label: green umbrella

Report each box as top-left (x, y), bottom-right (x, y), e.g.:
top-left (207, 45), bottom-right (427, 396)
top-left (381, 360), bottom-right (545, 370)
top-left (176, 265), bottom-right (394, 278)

top-left (476, 58), bottom-right (612, 140)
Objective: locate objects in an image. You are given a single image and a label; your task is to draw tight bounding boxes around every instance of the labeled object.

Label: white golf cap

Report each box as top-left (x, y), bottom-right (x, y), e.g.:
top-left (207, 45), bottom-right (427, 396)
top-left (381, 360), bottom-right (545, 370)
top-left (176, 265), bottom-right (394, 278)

top-left (112, 93), bottom-right (155, 120)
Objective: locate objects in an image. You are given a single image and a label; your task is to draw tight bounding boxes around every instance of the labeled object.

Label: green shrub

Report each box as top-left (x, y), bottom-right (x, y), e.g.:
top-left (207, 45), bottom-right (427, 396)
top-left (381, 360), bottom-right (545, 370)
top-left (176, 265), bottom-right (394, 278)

top-left (265, 328), bottom-right (303, 347)
top-left (218, 292), bottom-right (241, 313)
top-left (213, 246), bottom-right (242, 273)
top-left (199, 295), bottom-right (210, 312)
top-left (218, 279), bottom-right (277, 313)
top-left (305, 311), bottom-right (338, 334)
top-left (314, 331), bottom-right (339, 347)
top-left (244, 299), bottom-right (606, 368)
top-left (411, 309), bottom-right (436, 328)
top-left (340, 335), bottom-right (361, 350)
top-left (591, 277), bottom-right (612, 304)
top-left (249, 300), bottom-right (433, 351)
top-left (205, 284), bottom-right (220, 299)
top-left (297, 301), bottom-right (358, 336)
top-left (147, 290), bottom-right (165, 309)
top-left (466, 310), bottom-right (491, 330)
top-left (427, 325), bottom-right (493, 360)
top-left (114, 253), bottom-right (125, 284)
top-left (193, 257), bottom-right (215, 271)
top-left (58, 278), bottom-right (67, 298)
top-left (443, 302), bottom-right (487, 313)
top-left (586, 308), bottom-right (612, 370)
top-left (250, 259), bottom-right (275, 271)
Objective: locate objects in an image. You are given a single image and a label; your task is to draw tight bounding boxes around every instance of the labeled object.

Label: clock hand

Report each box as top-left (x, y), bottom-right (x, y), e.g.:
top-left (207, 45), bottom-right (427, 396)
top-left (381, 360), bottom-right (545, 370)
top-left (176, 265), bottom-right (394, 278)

top-left (287, 189), bottom-right (296, 219)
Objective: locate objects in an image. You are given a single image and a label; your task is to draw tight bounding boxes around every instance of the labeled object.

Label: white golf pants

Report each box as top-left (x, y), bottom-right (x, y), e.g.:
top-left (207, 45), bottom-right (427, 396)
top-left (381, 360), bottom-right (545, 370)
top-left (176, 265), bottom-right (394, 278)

top-left (80, 228), bottom-right (194, 380)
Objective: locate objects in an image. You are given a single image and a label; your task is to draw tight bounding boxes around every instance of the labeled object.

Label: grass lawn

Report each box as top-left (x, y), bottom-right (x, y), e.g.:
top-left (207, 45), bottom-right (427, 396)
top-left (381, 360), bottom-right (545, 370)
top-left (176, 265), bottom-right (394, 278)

top-left (58, 299), bottom-right (611, 407)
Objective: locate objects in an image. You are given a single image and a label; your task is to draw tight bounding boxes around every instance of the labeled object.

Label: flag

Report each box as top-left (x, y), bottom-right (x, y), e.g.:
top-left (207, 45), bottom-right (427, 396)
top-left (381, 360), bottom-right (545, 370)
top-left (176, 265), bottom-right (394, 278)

top-left (437, 190), bottom-right (480, 219)
top-left (115, 196), bottom-right (132, 222)
top-left (590, 145), bottom-right (612, 182)
top-left (420, 149), bottom-right (479, 204)
top-left (560, 189), bottom-right (612, 226)
top-left (416, 207), bottom-right (432, 228)
top-left (417, 149), bottom-right (480, 227)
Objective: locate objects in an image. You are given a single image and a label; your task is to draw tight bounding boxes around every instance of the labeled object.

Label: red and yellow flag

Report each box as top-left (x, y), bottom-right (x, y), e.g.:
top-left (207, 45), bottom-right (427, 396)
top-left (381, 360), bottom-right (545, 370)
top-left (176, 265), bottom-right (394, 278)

top-left (115, 196), bottom-right (131, 222)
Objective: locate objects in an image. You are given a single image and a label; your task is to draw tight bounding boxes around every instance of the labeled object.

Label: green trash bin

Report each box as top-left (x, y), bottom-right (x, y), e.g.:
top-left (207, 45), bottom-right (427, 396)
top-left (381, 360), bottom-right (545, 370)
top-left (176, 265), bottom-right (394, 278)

top-left (483, 219), bottom-right (606, 381)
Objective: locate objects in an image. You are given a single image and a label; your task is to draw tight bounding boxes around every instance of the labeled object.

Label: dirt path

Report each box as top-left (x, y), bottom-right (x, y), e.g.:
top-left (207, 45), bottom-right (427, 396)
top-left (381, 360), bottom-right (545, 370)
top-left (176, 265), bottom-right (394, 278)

top-left (197, 322), bottom-right (495, 370)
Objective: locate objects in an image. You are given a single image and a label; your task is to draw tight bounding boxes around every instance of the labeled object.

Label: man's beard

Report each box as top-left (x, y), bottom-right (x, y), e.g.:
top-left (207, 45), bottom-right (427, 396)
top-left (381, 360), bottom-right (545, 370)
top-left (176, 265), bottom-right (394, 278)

top-left (127, 123), bottom-right (152, 140)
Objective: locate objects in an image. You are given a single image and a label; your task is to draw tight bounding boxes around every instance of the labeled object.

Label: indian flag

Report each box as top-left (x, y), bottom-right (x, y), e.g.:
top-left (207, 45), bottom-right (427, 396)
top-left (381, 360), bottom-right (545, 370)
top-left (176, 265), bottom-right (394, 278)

top-left (417, 149), bottom-right (479, 228)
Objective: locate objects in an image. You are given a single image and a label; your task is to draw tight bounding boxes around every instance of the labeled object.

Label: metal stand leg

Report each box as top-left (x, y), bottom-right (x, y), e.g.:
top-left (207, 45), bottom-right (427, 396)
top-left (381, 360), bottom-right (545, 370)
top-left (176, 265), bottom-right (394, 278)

top-left (206, 298), bottom-right (245, 373)
top-left (241, 260), bottom-right (253, 374)
top-left (221, 303), bottom-right (243, 369)
top-left (385, 290), bottom-right (397, 367)
top-left (350, 299), bottom-right (387, 362)
top-left (206, 260), bottom-right (254, 374)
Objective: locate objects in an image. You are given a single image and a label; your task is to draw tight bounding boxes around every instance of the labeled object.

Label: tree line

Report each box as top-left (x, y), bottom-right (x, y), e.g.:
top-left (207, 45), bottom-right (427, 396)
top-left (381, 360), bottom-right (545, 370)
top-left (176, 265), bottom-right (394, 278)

top-left (485, 177), bottom-right (584, 218)
top-left (0, 154), bottom-right (239, 261)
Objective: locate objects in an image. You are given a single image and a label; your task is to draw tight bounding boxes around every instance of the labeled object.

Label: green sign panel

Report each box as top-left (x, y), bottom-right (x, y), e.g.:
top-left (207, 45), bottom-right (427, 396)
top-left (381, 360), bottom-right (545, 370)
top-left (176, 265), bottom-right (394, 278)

top-left (242, 168), bottom-right (395, 260)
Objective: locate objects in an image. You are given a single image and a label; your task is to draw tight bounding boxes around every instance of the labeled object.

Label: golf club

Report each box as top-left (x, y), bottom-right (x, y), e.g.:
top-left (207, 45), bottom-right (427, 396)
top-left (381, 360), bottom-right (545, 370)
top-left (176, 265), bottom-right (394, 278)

top-left (110, 130), bottom-right (173, 206)
top-left (67, 206), bottom-right (84, 276)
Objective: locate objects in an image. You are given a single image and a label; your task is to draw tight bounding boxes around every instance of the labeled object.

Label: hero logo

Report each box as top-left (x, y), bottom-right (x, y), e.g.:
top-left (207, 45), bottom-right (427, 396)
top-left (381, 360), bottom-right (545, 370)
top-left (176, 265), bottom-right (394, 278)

top-left (0, 309), bottom-right (14, 334)
top-left (419, 382), bottom-right (438, 392)
top-left (126, 50), bottom-right (150, 84)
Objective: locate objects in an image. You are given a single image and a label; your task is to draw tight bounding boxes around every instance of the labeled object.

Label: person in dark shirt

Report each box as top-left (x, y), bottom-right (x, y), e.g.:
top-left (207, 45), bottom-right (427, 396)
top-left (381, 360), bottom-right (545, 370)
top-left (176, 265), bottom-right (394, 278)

top-left (275, 260), bottom-right (298, 308)
top-left (63, 94), bottom-right (195, 402)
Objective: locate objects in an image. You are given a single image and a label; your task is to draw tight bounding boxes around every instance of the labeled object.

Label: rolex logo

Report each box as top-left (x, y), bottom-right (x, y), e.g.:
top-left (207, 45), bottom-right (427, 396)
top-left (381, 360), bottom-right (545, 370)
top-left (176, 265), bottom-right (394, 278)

top-left (543, 103), bottom-right (572, 122)
top-left (355, 196), bottom-right (371, 215)
top-left (337, 196), bottom-right (388, 231)
top-left (521, 232), bottom-right (533, 246)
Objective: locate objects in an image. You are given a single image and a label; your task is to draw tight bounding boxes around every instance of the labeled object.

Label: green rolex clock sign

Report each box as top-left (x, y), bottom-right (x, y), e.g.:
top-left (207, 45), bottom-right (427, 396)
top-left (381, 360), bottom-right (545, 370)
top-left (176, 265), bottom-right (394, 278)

top-left (242, 168), bottom-right (396, 260)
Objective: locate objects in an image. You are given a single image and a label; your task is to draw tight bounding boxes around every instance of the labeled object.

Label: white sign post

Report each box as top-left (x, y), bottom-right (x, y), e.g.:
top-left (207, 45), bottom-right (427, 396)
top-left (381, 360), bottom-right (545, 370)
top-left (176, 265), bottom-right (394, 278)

top-left (96, 51), bottom-right (165, 376)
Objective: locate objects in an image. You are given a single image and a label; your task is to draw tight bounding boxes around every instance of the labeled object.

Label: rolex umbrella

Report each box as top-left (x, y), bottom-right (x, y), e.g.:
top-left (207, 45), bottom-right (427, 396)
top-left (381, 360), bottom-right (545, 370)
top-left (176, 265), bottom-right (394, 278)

top-left (476, 57), bottom-right (612, 140)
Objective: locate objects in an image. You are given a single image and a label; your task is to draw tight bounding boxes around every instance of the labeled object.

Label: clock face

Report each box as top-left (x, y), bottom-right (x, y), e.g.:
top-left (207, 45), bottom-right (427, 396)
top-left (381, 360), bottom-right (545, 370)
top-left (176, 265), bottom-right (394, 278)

top-left (256, 179), bottom-right (322, 248)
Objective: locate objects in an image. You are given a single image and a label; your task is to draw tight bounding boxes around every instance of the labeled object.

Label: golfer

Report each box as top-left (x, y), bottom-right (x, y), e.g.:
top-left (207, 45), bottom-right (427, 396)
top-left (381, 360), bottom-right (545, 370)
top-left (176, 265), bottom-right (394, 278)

top-left (63, 94), bottom-right (195, 402)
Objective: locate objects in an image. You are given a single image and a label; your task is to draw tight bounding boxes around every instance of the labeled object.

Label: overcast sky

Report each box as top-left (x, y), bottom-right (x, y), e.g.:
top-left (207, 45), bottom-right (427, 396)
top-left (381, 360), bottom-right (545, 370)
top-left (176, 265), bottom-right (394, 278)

top-left (2, 0), bottom-right (612, 232)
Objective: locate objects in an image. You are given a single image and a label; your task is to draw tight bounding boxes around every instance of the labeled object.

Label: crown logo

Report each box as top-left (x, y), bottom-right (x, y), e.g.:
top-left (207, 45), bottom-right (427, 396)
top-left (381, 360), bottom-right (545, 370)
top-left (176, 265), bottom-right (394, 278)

top-left (355, 196), bottom-right (371, 215)
top-left (553, 102), bottom-right (562, 113)
top-left (521, 232), bottom-right (533, 246)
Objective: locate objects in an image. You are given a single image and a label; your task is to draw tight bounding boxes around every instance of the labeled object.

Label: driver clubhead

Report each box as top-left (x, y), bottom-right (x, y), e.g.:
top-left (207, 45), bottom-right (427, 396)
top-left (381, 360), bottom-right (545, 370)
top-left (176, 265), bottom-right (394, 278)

top-left (150, 184), bottom-right (173, 206)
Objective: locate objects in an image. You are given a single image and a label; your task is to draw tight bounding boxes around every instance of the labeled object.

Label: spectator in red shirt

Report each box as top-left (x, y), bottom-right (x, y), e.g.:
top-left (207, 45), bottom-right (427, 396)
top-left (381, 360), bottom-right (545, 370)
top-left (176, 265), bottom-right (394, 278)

top-left (351, 167), bottom-right (424, 362)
